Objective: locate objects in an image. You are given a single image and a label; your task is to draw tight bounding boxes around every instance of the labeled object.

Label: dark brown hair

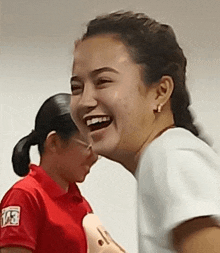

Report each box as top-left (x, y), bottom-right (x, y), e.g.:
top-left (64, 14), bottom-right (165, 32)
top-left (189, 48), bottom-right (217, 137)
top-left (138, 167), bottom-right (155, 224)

top-left (12, 93), bottom-right (78, 176)
top-left (81, 11), bottom-right (200, 138)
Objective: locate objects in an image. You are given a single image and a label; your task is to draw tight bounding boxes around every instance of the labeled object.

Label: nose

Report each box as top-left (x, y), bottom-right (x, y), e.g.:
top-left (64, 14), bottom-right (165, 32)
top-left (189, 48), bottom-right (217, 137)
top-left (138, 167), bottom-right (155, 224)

top-left (78, 82), bottom-right (98, 111)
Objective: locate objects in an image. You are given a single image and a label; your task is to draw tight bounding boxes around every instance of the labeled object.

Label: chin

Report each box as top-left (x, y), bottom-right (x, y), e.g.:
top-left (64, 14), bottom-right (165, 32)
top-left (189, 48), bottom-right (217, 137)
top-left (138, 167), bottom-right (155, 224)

top-left (76, 176), bottom-right (86, 183)
top-left (93, 144), bottom-right (119, 162)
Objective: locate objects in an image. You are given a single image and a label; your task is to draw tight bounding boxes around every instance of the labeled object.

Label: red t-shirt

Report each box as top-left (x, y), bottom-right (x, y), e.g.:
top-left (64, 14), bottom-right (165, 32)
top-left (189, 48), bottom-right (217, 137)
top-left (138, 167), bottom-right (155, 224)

top-left (0, 164), bottom-right (92, 253)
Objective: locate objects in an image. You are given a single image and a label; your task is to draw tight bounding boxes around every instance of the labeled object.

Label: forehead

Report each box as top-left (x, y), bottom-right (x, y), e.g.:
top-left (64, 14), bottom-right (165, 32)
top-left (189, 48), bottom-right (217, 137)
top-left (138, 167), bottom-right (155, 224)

top-left (73, 34), bottom-right (133, 73)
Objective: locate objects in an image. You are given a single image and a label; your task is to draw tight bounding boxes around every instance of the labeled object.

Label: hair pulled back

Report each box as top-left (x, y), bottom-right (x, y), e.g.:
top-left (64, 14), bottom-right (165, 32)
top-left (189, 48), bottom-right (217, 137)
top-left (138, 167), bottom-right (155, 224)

top-left (81, 11), bottom-right (200, 137)
top-left (12, 93), bottom-right (77, 177)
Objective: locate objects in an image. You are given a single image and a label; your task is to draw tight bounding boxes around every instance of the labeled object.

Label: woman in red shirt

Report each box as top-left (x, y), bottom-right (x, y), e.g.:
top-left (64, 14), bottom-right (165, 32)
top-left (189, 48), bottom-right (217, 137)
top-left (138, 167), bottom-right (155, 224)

top-left (0, 93), bottom-right (98, 253)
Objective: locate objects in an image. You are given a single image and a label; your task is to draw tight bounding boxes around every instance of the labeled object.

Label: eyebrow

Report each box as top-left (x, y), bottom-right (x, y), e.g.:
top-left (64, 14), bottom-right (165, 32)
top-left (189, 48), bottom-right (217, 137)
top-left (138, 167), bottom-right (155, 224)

top-left (70, 76), bottom-right (81, 83)
top-left (71, 67), bottom-right (119, 81)
top-left (90, 67), bottom-right (119, 77)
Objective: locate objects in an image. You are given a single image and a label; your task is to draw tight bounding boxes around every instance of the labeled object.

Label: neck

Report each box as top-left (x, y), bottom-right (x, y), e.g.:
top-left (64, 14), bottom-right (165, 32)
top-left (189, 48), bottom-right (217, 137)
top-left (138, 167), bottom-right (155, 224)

top-left (108, 110), bottom-right (175, 176)
top-left (135, 110), bottom-right (175, 163)
top-left (106, 149), bottom-right (138, 175)
top-left (135, 123), bottom-right (175, 162)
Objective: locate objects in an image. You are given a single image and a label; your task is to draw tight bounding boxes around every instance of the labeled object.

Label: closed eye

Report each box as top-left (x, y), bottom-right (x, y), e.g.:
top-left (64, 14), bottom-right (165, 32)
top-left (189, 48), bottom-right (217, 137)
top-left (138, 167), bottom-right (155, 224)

top-left (95, 78), bottom-right (113, 87)
top-left (70, 77), bottom-right (83, 95)
top-left (71, 84), bottom-right (83, 95)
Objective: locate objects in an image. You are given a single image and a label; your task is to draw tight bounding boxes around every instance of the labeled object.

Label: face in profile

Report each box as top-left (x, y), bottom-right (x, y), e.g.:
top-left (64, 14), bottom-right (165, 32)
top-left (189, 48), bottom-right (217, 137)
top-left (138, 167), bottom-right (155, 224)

top-left (70, 34), bottom-right (157, 158)
top-left (56, 132), bottom-right (98, 183)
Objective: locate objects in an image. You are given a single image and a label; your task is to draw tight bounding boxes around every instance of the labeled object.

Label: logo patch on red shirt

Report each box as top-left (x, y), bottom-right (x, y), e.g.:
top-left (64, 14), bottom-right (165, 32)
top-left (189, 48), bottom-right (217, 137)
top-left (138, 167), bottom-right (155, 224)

top-left (1, 206), bottom-right (21, 228)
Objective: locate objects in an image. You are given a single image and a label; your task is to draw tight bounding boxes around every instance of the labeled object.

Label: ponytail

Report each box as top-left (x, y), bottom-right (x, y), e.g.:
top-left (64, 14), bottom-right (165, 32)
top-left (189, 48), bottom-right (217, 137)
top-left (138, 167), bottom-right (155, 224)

top-left (11, 93), bottom-right (78, 177)
top-left (171, 84), bottom-right (211, 144)
top-left (171, 82), bottom-right (199, 136)
top-left (12, 130), bottom-right (39, 177)
top-left (173, 106), bottom-right (199, 137)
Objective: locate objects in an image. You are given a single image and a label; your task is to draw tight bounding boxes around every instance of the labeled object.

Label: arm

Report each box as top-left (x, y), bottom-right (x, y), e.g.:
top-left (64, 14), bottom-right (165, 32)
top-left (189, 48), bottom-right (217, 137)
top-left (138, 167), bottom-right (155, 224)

top-left (172, 216), bottom-right (220, 253)
top-left (1, 247), bottom-right (32, 253)
top-left (0, 189), bottom-right (41, 251)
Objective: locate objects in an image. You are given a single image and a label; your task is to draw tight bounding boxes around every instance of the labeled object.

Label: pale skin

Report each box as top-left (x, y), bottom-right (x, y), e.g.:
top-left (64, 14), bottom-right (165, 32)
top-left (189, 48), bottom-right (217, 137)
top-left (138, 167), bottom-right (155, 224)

top-left (71, 34), bottom-right (220, 252)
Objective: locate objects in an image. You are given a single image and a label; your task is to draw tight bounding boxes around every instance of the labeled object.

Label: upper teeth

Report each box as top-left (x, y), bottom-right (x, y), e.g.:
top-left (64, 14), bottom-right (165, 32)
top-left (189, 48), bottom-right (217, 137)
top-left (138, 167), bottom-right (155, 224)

top-left (86, 116), bottom-right (110, 126)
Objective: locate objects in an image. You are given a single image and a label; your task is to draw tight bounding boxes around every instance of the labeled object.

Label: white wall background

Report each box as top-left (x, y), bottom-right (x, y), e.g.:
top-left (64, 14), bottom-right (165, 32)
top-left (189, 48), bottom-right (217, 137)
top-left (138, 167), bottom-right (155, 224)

top-left (1, 1), bottom-right (220, 252)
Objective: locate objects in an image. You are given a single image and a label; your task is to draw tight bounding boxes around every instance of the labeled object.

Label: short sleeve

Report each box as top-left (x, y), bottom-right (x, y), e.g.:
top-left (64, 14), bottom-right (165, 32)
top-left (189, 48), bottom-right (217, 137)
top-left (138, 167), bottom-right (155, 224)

top-left (138, 144), bottom-right (220, 250)
top-left (0, 188), bottom-right (42, 250)
top-left (156, 148), bottom-right (220, 248)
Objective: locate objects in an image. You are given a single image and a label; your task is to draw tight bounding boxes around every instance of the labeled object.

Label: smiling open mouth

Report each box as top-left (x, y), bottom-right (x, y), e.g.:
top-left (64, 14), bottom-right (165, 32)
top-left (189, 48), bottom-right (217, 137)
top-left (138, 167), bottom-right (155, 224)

top-left (84, 116), bottom-right (112, 132)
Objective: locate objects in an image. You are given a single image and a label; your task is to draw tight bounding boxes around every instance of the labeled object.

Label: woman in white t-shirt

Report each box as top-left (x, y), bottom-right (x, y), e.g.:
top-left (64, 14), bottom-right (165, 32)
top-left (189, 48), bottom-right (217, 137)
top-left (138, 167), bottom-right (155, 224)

top-left (70, 11), bottom-right (220, 252)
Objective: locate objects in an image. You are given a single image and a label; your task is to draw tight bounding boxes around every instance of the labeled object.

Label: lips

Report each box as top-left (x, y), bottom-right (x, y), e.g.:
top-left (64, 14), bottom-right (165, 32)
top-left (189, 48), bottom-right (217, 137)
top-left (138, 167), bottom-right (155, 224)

top-left (83, 115), bottom-right (112, 132)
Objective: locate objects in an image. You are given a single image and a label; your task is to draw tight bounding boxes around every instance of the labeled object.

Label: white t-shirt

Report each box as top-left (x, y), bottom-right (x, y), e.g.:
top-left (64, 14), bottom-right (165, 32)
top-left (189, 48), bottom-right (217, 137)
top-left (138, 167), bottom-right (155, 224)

top-left (135, 127), bottom-right (220, 252)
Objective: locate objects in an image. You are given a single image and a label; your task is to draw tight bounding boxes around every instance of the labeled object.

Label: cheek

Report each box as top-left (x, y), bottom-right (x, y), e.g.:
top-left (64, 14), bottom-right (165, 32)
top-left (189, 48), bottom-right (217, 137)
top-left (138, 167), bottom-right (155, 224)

top-left (100, 89), bottom-right (128, 118)
top-left (117, 97), bottom-right (148, 133)
top-left (70, 97), bottom-right (79, 119)
top-left (74, 149), bottom-right (88, 162)
top-left (70, 101), bottom-right (86, 133)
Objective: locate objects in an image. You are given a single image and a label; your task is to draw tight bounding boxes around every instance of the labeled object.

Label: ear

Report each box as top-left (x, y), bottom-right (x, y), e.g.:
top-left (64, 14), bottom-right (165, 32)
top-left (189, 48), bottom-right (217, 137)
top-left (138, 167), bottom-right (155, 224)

top-left (154, 75), bottom-right (174, 110)
top-left (44, 131), bottom-right (60, 153)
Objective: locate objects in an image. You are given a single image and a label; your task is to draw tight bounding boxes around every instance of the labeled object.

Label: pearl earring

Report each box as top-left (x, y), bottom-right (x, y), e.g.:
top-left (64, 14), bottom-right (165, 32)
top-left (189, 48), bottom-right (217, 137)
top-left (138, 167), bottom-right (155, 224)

top-left (157, 104), bottom-right (163, 113)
